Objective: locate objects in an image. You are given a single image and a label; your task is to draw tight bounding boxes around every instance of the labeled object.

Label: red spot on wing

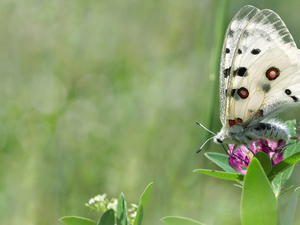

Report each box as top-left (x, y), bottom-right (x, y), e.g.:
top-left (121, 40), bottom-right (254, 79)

top-left (237, 87), bottom-right (249, 99)
top-left (266, 67), bottom-right (279, 80)
top-left (229, 120), bottom-right (236, 127)
top-left (235, 118), bottom-right (243, 124)
top-left (255, 109), bottom-right (263, 118)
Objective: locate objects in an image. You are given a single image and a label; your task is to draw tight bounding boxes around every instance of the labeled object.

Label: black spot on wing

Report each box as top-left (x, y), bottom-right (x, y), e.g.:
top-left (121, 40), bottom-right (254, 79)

top-left (262, 84), bottom-right (271, 93)
top-left (226, 48), bottom-right (230, 54)
top-left (231, 89), bottom-right (236, 97)
top-left (234, 67), bottom-right (247, 77)
top-left (291, 96), bottom-right (299, 102)
top-left (251, 49), bottom-right (261, 55)
top-left (238, 49), bottom-right (242, 54)
top-left (285, 89), bottom-right (291, 95)
top-left (223, 67), bottom-right (231, 78)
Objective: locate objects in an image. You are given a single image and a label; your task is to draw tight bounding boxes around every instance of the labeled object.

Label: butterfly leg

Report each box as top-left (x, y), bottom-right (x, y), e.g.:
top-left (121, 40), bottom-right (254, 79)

top-left (225, 144), bottom-right (249, 165)
top-left (244, 144), bottom-right (255, 155)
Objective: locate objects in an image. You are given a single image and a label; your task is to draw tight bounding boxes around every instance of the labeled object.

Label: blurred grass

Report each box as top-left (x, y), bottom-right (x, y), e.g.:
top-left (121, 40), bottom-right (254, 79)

top-left (0, 0), bottom-right (300, 225)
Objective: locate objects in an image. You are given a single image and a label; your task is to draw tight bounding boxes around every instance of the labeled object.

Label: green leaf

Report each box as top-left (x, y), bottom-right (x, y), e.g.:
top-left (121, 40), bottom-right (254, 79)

top-left (204, 152), bottom-right (236, 173)
top-left (272, 121), bottom-right (300, 195)
top-left (285, 120), bottom-right (296, 137)
top-left (161, 216), bottom-right (205, 225)
top-left (116, 193), bottom-right (127, 225)
top-left (278, 185), bottom-right (294, 198)
top-left (98, 209), bottom-right (115, 225)
top-left (282, 187), bottom-right (300, 225)
top-left (254, 152), bottom-right (272, 175)
top-left (133, 182), bottom-right (153, 225)
top-left (271, 145), bottom-right (300, 195)
top-left (194, 169), bottom-right (243, 181)
top-left (60, 216), bottom-right (97, 225)
top-left (268, 152), bottom-right (300, 180)
top-left (241, 158), bottom-right (277, 225)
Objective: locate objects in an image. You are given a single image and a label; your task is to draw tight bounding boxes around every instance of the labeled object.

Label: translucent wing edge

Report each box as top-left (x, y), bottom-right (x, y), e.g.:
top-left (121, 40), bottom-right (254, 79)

top-left (219, 5), bottom-right (260, 126)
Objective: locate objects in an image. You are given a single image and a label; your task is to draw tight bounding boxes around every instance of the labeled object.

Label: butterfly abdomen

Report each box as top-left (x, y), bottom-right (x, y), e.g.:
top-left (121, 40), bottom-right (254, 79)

top-left (251, 122), bottom-right (289, 141)
top-left (214, 121), bottom-right (289, 145)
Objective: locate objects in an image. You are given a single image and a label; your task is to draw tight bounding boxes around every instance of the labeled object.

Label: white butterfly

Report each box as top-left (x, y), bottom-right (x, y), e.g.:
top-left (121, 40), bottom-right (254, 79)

top-left (201, 5), bottom-right (300, 150)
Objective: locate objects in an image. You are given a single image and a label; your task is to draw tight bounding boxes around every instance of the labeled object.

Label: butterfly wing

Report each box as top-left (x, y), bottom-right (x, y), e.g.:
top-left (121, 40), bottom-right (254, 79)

top-left (220, 5), bottom-right (260, 127)
top-left (220, 6), bottom-right (300, 129)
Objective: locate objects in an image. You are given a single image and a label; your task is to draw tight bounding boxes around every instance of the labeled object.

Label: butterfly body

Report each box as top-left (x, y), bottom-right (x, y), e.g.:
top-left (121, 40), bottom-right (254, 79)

top-left (213, 5), bottom-right (300, 148)
top-left (214, 121), bottom-right (289, 146)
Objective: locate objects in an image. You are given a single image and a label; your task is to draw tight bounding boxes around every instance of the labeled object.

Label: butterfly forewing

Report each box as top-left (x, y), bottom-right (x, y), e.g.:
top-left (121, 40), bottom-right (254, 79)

top-left (219, 5), bottom-right (260, 126)
top-left (221, 5), bottom-right (300, 128)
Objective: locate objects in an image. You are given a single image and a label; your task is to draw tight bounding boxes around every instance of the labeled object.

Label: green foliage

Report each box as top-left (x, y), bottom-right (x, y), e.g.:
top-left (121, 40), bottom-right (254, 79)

top-left (60, 120), bottom-right (300, 225)
top-left (194, 169), bottom-right (243, 181)
top-left (133, 182), bottom-right (153, 225)
top-left (60, 182), bottom-right (152, 225)
top-left (162, 216), bottom-right (205, 225)
top-left (241, 158), bottom-right (278, 225)
top-left (60, 216), bottom-right (97, 225)
top-left (272, 121), bottom-right (300, 195)
top-left (268, 152), bottom-right (300, 180)
top-left (204, 152), bottom-right (236, 173)
top-left (253, 152), bottom-right (272, 175)
top-left (116, 193), bottom-right (128, 225)
top-left (282, 187), bottom-right (300, 225)
top-left (98, 209), bottom-right (115, 225)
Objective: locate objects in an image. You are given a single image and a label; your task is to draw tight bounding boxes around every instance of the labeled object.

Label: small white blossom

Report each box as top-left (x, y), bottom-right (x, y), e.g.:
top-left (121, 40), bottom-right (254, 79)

top-left (131, 204), bottom-right (138, 208)
top-left (94, 193), bottom-right (107, 202)
top-left (88, 198), bottom-right (95, 205)
top-left (107, 199), bottom-right (118, 211)
top-left (130, 211), bottom-right (137, 218)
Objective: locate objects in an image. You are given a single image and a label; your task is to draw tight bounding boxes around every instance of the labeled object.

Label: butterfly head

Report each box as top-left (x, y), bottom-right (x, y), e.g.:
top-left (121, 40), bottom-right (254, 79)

top-left (213, 125), bottom-right (244, 145)
top-left (196, 121), bottom-right (245, 152)
top-left (213, 129), bottom-right (226, 145)
top-left (213, 136), bottom-right (223, 144)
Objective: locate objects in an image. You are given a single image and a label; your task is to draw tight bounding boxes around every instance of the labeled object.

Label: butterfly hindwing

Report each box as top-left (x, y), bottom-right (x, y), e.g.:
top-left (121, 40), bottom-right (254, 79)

top-left (230, 46), bottom-right (300, 126)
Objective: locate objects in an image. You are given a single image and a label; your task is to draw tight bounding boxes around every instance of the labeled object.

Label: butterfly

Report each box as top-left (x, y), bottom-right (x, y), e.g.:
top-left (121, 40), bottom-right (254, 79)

top-left (199, 5), bottom-right (300, 151)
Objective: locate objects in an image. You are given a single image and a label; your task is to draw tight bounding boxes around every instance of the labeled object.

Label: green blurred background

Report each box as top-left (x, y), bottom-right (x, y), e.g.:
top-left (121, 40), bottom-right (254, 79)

top-left (1, 0), bottom-right (300, 224)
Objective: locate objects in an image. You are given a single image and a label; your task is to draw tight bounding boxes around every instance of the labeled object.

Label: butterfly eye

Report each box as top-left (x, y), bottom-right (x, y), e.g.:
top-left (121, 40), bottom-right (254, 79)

top-left (237, 87), bottom-right (249, 99)
top-left (266, 67), bottom-right (280, 80)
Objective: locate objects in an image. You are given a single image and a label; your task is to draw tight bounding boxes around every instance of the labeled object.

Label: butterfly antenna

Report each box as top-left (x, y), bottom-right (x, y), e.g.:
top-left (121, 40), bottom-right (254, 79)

top-left (196, 121), bottom-right (216, 135)
top-left (196, 136), bottom-right (214, 153)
